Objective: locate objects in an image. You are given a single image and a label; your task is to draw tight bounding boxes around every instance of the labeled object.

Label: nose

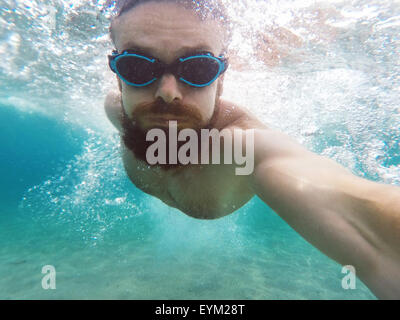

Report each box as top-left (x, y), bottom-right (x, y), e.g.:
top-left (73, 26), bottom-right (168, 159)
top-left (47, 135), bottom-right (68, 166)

top-left (155, 73), bottom-right (183, 103)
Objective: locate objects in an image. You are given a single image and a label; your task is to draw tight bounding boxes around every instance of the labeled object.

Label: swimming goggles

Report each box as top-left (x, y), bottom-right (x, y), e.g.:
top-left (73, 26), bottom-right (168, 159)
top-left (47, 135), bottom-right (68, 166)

top-left (108, 50), bottom-right (229, 88)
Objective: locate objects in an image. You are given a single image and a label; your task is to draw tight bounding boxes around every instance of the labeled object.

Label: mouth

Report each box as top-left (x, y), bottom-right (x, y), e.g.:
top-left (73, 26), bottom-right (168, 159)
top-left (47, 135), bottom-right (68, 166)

top-left (141, 114), bottom-right (195, 129)
top-left (146, 114), bottom-right (186, 120)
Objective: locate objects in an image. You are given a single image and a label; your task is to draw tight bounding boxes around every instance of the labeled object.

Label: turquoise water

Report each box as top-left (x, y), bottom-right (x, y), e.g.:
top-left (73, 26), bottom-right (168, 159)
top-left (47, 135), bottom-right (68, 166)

top-left (1, 0), bottom-right (399, 299)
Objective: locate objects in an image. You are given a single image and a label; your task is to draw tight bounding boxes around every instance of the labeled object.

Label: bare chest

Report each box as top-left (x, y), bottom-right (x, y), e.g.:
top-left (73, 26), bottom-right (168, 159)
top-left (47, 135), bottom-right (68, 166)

top-left (121, 145), bottom-right (253, 219)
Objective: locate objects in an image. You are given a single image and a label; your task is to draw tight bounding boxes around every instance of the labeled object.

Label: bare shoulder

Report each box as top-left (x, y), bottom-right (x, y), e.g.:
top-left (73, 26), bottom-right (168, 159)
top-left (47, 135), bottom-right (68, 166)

top-left (104, 90), bottom-right (123, 132)
top-left (213, 99), bottom-right (267, 131)
top-left (214, 99), bottom-right (315, 161)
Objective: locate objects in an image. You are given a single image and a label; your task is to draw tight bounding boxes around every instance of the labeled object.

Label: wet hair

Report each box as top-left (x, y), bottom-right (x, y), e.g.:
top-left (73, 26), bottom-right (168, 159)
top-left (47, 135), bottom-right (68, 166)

top-left (109, 0), bottom-right (232, 50)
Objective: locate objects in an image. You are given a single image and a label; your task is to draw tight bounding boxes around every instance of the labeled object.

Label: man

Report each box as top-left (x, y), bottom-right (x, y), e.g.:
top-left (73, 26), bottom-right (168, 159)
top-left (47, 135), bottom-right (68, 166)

top-left (104, 0), bottom-right (400, 299)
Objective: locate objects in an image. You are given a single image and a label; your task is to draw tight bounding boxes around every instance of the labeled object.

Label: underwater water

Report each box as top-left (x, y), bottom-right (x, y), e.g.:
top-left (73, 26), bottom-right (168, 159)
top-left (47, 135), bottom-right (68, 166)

top-left (1, 0), bottom-right (399, 299)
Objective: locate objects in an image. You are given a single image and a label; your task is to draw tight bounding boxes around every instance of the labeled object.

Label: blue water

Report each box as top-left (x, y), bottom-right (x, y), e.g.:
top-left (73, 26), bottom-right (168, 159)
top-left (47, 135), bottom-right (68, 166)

top-left (0, 103), bottom-right (377, 299)
top-left (1, 0), bottom-right (399, 300)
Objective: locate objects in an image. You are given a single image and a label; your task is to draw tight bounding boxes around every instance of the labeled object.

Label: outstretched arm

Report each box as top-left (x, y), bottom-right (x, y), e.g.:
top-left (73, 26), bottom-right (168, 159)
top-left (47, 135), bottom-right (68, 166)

top-left (251, 128), bottom-right (400, 299)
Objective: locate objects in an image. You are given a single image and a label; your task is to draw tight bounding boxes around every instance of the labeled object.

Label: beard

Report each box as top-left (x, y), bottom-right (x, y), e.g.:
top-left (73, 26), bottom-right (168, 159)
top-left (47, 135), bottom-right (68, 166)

top-left (120, 97), bottom-right (220, 170)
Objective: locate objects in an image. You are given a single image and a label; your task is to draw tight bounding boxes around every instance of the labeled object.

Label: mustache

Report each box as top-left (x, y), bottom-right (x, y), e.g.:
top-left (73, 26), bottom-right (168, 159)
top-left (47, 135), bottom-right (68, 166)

top-left (131, 98), bottom-right (203, 123)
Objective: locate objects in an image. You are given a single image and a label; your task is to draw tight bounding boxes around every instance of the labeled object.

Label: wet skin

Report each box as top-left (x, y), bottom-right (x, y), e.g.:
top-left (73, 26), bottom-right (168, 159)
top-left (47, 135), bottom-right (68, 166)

top-left (107, 2), bottom-right (265, 219)
top-left (106, 90), bottom-right (264, 219)
top-left (105, 2), bottom-right (400, 298)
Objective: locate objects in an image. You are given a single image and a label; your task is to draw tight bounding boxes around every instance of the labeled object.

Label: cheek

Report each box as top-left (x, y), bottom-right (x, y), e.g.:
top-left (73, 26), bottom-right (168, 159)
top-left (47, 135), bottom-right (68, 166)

top-left (192, 84), bottom-right (218, 119)
top-left (121, 85), bottom-right (151, 115)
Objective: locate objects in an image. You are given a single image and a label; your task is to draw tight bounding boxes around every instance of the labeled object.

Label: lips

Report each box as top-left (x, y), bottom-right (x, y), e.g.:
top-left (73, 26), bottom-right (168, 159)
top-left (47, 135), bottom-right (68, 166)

top-left (141, 114), bottom-right (195, 129)
top-left (143, 114), bottom-right (179, 124)
top-left (145, 114), bottom-right (185, 121)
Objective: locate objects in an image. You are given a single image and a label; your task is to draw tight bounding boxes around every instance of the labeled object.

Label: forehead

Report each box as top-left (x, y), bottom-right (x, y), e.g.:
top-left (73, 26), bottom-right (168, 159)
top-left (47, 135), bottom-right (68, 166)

top-left (111, 2), bottom-right (225, 61)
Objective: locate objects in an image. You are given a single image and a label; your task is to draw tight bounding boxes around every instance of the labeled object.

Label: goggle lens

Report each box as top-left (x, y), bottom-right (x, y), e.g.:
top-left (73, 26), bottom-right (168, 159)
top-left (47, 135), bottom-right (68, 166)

top-left (178, 57), bottom-right (221, 86)
top-left (115, 56), bottom-right (156, 85)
